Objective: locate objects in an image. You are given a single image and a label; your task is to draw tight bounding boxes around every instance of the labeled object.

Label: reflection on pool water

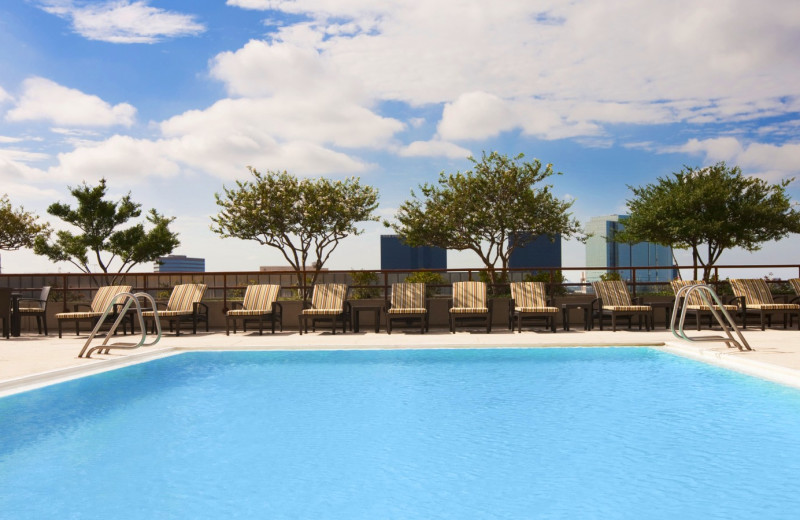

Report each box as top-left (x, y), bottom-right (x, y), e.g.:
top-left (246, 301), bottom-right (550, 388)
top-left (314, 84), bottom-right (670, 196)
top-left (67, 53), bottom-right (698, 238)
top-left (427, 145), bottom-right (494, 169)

top-left (1, 348), bottom-right (800, 519)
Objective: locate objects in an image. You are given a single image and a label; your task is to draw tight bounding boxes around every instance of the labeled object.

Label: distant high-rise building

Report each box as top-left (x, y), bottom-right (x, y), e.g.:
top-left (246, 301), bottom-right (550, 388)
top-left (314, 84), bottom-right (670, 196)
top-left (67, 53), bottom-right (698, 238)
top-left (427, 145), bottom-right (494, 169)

top-left (585, 215), bottom-right (675, 283)
top-left (380, 235), bottom-right (447, 270)
top-left (508, 233), bottom-right (562, 270)
top-left (155, 255), bottom-right (205, 272)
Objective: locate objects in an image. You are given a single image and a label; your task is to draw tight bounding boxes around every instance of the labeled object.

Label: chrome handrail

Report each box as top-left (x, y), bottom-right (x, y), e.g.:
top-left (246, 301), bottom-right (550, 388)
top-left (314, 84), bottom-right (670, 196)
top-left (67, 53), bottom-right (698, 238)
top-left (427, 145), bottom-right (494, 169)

top-left (78, 292), bottom-right (162, 358)
top-left (670, 284), bottom-right (752, 351)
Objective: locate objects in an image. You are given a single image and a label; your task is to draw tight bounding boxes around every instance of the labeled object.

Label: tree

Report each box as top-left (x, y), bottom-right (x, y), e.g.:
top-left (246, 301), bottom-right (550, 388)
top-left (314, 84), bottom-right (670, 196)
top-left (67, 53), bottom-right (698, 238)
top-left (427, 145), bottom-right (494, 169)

top-left (0, 195), bottom-right (50, 251)
top-left (211, 168), bottom-right (379, 297)
top-left (616, 162), bottom-right (800, 281)
top-left (34, 179), bottom-right (180, 283)
top-left (390, 151), bottom-right (583, 292)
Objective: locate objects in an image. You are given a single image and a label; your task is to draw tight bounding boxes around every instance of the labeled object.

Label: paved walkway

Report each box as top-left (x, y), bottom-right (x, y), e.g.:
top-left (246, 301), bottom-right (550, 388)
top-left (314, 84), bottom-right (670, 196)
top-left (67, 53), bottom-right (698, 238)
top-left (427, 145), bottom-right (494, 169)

top-left (2, 327), bottom-right (800, 395)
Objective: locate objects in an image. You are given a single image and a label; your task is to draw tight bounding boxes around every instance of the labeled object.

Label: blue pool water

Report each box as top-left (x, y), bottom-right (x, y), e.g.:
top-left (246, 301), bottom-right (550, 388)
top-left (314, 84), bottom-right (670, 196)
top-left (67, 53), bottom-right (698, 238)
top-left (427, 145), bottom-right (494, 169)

top-left (2, 348), bottom-right (800, 519)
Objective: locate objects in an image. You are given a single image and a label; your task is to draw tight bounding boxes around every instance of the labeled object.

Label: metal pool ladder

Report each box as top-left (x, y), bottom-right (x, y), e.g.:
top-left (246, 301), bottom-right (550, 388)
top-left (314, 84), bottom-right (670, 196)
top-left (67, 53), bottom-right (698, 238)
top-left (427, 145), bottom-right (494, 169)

top-left (78, 292), bottom-right (162, 358)
top-left (670, 284), bottom-right (752, 351)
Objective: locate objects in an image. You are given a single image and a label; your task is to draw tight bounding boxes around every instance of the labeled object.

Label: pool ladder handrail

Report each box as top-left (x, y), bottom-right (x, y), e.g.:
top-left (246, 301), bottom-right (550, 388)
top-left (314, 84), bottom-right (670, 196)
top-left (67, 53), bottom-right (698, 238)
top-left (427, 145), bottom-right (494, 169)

top-left (78, 292), bottom-right (162, 358)
top-left (670, 284), bottom-right (752, 351)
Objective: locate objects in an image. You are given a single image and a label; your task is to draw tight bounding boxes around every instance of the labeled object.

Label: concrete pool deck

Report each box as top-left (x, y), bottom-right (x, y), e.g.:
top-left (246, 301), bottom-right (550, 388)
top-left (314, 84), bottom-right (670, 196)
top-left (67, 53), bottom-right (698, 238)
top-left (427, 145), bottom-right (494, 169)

top-left (1, 327), bottom-right (800, 396)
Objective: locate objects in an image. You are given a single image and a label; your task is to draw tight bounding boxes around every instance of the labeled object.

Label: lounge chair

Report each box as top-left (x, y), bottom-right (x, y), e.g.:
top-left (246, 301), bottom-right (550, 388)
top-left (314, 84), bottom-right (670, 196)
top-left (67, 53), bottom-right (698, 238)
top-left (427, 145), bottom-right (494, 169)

top-left (226, 284), bottom-right (282, 335)
top-left (508, 281), bottom-right (558, 333)
top-left (142, 283), bottom-right (208, 336)
top-left (385, 282), bottom-right (428, 334)
top-left (729, 278), bottom-right (800, 330)
top-left (449, 281), bottom-right (492, 333)
top-left (670, 280), bottom-right (738, 331)
top-left (17, 286), bottom-right (51, 335)
top-left (56, 285), bottom-right (132, 338)
top-left (298, 283), bottom-right (349, 335)
top-left (590, 280), bottom-right (652, 331)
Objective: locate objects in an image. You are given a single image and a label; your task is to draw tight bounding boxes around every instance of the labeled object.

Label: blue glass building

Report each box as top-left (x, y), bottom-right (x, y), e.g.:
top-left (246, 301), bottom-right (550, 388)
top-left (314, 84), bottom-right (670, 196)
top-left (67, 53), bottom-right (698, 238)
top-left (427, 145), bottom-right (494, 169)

top-left (585, 215), bottom-right (675, 283)
top-left (508, 233), bottom-right (562, 270)
top-left (380, 235), bottom-right (447, 270)
top-left (155, 255), bottom-right (206, 272)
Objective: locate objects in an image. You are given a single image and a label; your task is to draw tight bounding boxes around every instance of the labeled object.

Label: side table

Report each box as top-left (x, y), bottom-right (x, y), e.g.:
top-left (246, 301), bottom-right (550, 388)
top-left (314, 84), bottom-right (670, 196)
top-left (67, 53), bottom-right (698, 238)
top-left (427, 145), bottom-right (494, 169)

top-left (561, 302), bottom-right (590, 331)
top-left (352, 305), bottom-right (382, 333)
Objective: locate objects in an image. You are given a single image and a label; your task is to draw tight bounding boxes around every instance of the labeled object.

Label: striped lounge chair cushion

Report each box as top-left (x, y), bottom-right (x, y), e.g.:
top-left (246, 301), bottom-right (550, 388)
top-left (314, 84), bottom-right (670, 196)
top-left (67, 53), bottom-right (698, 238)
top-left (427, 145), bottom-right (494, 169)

top-left (450, 281), bottom-right (488, 313)
top-left (301, 283), bottom-right (347, 315)
top-left (142, 310), bottom-right (193, 317)
top-left (602, 305), bottom-right (652, 312)
top-left (56, 285), bottom-right (132, 319)
top-left (510, 282), bottom-right (558, 314)
top-left (18, 307), bottom-right (45, 313)
top-left (670, 280), bottom-right (735, 310)
top-left (141, 284), bottom-right (206, 318)
top-left (729, 279), bottom-right (800, 310)
top-left (790, 278), bottom-right (800, 297)
top-left (226, 284), bottom-right (280, 316)
top-left (227, 309), bottom-right (276, 316)
top-left (388, 283), bottom-right (426, 315)
top-left (592, 280), bottom-right (637, 307)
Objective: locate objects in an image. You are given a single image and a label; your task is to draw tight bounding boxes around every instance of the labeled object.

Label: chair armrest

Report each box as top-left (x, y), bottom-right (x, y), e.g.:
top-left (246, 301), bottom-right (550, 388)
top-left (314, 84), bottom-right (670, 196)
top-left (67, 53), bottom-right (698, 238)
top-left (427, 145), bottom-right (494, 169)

top-left (447, 298), bottom-right (453, 309)
top-left (487, 299), bottom-right (494, 312)
top-left (194, 302), bottom-right (209, 316)
top-left (230, 301), bottom-right (244, 310)
top-left (73, 302), bottom-right (92, 311)
top-left (301, 301), bottom-right (312, 310)
top-left (729, 296), bottom-right (745, 309)
top-left (632, 296), bottom-right (644, 305)
top-left (17, 298), bottom-right (44, 309)
top-left (790, 296), bottom-right (800, 305)
top-left (591, 297), bottom-right (602, 311)
top-left (272, 301), bottom-right (283, 314)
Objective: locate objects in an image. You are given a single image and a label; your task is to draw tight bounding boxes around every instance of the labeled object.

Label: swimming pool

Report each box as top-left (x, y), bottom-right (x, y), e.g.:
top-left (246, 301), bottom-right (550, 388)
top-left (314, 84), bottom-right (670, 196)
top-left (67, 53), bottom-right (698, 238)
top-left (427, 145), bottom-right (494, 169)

top-left (1, 348), bottom-right (799, 519)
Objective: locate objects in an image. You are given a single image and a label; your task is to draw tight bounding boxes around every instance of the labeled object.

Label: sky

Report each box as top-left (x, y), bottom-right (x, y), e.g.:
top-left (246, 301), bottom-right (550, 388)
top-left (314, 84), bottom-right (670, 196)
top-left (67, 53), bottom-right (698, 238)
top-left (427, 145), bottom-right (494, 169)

top-left (1, 0), bottom-right (800, 279)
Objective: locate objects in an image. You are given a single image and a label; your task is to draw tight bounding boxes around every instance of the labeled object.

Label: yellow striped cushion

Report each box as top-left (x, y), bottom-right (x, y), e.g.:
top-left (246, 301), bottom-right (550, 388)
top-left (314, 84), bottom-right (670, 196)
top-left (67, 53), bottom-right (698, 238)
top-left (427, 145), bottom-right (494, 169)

top-left (515, 306), bottom-right (559, 314)
top-left (510, 282), bottom-right (548, 309)
top-left (227, 309), bottom-right (275, 316)
top-left (142, 310), bottom-right (193, 317)
top-left (592, 281), bottom-right (633, 307)
top-left (452, 281), bottom-right (487, 310)
top-left (18, 307), bottom-right (45, 313)
top-left (241, 284), bottom-right (279, 311)
top-left (789, 278), bottom-right (800, 296)
top-left (56, 311), bottom-right (102, 319)
top-left (730, 279), bottom-right (774, 306)
top-left (391, 283), bottom-right (425, 309)
top-left (310, 283), bottom-right (347, 311)
top-left (302, 308), bottom-right (344, 316)
top-left (450, 306), bottom-right (489, 314)
top-left (388, 307), bottom-right (427, 315)
top-left (166, 284), bottom-right (207, 312)
top-left (92, 285), bottom-right (132, 313)
top-left (685, 304), bottom-right (737, 311)
top-left (745, 304), bottom-right (800, 311)
top-left (602, 305), bottom-right (651, 312)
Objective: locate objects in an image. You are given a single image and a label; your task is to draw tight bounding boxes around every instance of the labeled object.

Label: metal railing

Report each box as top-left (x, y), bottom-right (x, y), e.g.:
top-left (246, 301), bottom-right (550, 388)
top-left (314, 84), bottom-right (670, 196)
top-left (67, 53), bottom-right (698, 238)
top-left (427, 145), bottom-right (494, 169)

top-left (1, 264), bottom-right (799, 311)
top-left (78, 292), bottom-right (162, 358)
top-left (670, 284), bottom-right (751, 351)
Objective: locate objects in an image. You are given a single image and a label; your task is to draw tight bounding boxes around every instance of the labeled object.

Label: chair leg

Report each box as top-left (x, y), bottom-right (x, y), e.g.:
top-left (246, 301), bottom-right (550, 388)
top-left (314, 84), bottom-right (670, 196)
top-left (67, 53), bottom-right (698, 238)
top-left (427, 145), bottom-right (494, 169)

top-left (611, 314), bottom-right (617, 332)
top-left (226, 316), bottom-right (231, 336)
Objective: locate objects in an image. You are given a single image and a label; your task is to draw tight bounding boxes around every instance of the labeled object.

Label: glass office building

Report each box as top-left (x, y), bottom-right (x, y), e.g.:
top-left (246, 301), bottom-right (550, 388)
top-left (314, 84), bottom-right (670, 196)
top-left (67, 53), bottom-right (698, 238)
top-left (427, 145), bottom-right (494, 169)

top-left (380, 235), bottom-right (447, 270)
top-left (508, 233), bottom-right (562, 270)
top-left (585, 215), bottom-right (675, 283)
top-left (155, 255), bottom-right (206, 272)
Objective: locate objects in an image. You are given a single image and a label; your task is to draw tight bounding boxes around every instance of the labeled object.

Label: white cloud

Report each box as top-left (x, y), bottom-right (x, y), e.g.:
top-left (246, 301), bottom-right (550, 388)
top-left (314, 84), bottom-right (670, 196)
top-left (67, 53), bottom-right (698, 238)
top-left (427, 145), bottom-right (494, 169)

top-left (670, 137), bottom-right (800, 181)
top-left (0, 148), bottom-right (50, 163)
top-left (39, 0), bottom-right (205, 43)
top-left (0, 136), bottom-right (24, 144)
top-left (0, 86), bottom-right (12, 104)
top-left (7, 77), bottom-right (136, 127)
top-left (398, 140), bottom-right (471, 159)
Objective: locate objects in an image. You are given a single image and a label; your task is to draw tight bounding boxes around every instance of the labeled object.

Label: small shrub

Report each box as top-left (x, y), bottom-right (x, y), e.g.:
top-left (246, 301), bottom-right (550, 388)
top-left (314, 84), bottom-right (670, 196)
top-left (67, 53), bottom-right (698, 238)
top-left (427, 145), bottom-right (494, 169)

top-left (350, 271), bottom-right (381, 299)
top-left (405, 271), bottom-right (447, 297)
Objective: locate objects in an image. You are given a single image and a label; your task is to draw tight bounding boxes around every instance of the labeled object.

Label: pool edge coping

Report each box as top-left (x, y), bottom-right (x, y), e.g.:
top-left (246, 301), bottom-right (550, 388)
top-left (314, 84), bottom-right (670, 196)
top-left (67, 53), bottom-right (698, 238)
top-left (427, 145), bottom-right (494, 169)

top-left (2, 341), bottom-right (800, 397)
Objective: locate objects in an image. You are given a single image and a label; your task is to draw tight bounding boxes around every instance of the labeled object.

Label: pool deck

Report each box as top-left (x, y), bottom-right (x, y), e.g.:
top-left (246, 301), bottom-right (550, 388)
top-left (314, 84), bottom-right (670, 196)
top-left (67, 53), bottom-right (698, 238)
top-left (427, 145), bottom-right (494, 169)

top-left (1, 327), bottom-right (800, 396)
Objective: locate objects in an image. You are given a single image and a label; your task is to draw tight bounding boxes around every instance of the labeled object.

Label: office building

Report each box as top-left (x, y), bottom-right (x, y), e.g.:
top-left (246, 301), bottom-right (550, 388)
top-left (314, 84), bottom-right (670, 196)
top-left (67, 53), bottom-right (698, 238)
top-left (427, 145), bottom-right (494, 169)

top-left (508, 233), bottom-right (562, 270)
top-left (380, 235), bottom-right (447, 270)
top-left (155, 255), bottom-right (205, 272)
top-left (585, 215), bottom-right (675, 283)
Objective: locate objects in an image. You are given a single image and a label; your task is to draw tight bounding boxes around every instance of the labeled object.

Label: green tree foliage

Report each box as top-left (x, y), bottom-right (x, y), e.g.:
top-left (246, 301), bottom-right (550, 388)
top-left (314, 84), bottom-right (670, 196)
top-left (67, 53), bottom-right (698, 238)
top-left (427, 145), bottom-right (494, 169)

top-left (524, 270), bottom-right (569, 296)
top-left (349, 271), bottom-right (380, 299)
top-left (616, 162), bottom-right (800, 281)
top-left (0, 195), bottom-right (50, 251)
top-left (33, 179), bottom-right (179, 283)
top-left (212, 168), bottom-right (379, 297)
top-left (390, 151), bottom-right (583, 293)
top-left (404, 271), bottom-right (447, 297)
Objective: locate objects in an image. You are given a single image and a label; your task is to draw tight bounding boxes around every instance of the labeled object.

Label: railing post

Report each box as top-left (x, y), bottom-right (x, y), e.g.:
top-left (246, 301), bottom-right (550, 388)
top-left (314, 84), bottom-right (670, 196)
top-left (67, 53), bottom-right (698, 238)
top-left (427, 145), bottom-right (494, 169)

top-left (631, 267), bottom-right (637, 298)
top-left (223, 274), bottom-right (228, 312)
top-left (62, 274), bottom-right (68, 312)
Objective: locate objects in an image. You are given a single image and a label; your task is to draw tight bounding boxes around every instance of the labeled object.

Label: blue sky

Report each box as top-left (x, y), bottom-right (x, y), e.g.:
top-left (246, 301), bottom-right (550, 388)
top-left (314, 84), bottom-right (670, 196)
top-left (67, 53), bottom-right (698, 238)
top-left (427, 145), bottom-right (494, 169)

top-left (1, 0), bottom-right (799, 278)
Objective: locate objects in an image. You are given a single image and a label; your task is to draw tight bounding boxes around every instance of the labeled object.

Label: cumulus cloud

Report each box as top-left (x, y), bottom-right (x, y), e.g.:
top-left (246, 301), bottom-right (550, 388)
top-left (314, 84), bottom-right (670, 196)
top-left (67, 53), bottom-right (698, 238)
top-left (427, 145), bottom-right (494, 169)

top-left (38, 0), bottom-right (205, 43)
top-left (6, 77), bottom-right (136, 127)
top-left (0, 86), bottom-right (12, 104)
top-left (669, 137), bottom-right (800, 181)
top-left (398, 140), bottom-right (471, 159)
